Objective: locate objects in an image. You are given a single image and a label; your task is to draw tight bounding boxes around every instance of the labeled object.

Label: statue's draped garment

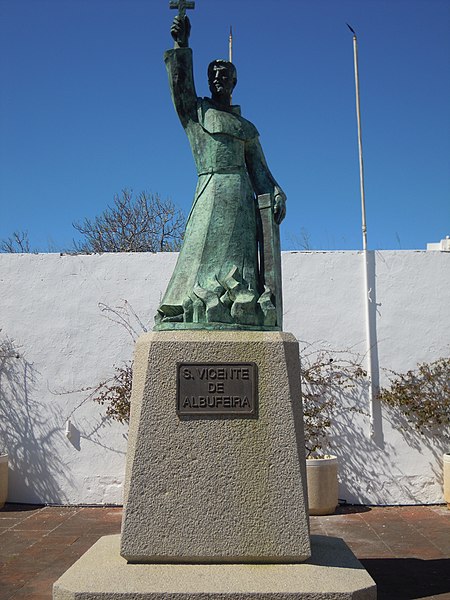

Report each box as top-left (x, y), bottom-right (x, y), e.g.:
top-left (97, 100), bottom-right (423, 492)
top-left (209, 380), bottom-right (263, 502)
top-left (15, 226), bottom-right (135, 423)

top-left (155, 47), bottom-right (284, 330)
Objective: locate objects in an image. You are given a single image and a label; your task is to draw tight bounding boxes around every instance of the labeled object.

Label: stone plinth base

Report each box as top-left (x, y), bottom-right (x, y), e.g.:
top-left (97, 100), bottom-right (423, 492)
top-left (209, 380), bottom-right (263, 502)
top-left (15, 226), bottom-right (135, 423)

top-left (53, 534), bottom-right (376, 599)
top-left (121, 331), bottom-right (310, 563)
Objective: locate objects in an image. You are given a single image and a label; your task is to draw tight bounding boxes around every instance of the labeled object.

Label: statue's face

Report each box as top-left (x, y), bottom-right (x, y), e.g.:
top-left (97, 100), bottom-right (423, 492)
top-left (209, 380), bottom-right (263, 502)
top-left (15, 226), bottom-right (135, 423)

top-left (208, 64), bottom-right (235, 100)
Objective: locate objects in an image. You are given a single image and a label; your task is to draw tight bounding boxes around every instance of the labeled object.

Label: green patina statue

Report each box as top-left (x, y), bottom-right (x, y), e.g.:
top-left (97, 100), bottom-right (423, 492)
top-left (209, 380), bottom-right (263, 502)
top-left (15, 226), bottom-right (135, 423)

top-left (154, 5), bottom-right (286, 331)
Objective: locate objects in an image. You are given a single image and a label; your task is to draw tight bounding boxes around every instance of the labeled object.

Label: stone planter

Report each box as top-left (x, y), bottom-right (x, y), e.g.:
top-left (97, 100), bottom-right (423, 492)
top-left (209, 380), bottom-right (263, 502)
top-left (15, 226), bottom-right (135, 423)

top-left (306, 455), bottom-right (338, 516)
top-left (0, 454), bottom-right (8, 509)
top-left (444, 453), bottom-right (450, 509)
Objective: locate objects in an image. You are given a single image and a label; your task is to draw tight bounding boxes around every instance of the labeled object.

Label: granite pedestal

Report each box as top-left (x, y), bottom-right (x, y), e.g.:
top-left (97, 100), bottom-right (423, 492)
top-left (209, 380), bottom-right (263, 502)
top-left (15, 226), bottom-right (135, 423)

top-left (121, 331), bottom-right (311, 563)
top-left (53, 331), bottom-right (376, 599)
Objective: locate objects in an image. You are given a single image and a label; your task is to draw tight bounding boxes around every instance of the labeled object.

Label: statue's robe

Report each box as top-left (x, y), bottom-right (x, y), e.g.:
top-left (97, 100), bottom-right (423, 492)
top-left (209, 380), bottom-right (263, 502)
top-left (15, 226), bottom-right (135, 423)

top-left (155, 47), bottom-right (284, 330)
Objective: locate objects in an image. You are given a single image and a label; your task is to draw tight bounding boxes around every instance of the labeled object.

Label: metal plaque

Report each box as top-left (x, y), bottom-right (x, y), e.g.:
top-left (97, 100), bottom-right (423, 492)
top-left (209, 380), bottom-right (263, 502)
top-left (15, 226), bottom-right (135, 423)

top-left (177, 362), bottom-right (258, 417)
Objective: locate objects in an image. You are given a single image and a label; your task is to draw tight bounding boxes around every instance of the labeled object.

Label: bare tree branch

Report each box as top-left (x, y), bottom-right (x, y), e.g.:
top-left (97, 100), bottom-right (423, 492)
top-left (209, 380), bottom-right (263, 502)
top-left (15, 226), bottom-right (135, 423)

top-left (0, 231), bottom-right (31, 253)
top-left (287, 228), bottom-right (313, 251)
top-left (72, 190), bottom-right (185, 254)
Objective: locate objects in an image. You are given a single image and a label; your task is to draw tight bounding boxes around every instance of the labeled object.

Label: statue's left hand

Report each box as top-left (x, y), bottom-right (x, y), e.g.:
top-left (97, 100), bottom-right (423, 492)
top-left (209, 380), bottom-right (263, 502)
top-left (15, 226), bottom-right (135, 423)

top-left (274, 191), bottom-right (286, 224)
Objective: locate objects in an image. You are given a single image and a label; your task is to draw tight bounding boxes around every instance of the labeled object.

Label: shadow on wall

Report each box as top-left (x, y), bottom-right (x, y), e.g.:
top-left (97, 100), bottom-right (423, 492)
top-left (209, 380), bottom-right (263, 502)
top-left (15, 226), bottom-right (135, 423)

top-left (53, 382), bottom-right (128, 456)
top-left (298, 251), bottom-right (447, 504)
top-left (325, 367), bottom-right (446, 505)
top-left (298, 343), bottom-right (400, 505)
top-left (299, 336), bottom-right (446, 505)
top-left (331, 393), bottom-right (404, 505)
top-left (0, 336), bottom-right (71, 504)
top-left (382, 404), bottom-right (447, 495)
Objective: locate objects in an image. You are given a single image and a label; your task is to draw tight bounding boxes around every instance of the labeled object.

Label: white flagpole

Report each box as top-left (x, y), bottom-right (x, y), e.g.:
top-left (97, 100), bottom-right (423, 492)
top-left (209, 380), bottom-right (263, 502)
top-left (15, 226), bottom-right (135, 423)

top-left (229, 26), bottom-right (233, 63)
top-left (347, 24), bottom-right (376, 437)
top-left (348, 24), bottom-right (368, 251)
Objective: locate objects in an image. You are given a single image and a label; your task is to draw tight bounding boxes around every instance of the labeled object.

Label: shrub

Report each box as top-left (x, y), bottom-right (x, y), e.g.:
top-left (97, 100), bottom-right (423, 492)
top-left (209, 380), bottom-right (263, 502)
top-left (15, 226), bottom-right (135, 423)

top-left (378, 358), bottom-right (450, 436)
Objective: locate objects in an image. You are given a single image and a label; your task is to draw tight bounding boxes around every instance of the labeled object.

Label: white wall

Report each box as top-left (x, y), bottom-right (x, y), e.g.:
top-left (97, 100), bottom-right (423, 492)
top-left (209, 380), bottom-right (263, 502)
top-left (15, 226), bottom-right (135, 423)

top-left (0, 250), bottom-right (448, 505)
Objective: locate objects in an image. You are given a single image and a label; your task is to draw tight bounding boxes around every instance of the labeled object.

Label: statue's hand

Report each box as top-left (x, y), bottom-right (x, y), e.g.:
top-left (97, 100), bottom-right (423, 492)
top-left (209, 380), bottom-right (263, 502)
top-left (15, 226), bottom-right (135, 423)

top-left (171, 15), bottom-right (191, 48)
top-left (274, 190), bottom-right (286, 225)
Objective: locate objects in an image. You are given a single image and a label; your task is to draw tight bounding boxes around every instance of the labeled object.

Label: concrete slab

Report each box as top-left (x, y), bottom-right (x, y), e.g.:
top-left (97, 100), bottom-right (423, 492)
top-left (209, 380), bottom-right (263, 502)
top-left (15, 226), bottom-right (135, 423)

top-left (121, 331), bottom-right (311, 563)
top-left (53, 534), bottom-right (376, 599)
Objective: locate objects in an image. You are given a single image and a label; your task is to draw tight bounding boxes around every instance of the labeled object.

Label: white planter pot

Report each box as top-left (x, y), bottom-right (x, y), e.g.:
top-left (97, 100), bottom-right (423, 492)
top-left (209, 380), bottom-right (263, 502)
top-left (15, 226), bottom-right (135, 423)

top-left (444, 453), bottom-right (450, 508)
top-left (306, 455), bottom-right (338, 516)
top-left (0, 454), bottom-right (8, 509)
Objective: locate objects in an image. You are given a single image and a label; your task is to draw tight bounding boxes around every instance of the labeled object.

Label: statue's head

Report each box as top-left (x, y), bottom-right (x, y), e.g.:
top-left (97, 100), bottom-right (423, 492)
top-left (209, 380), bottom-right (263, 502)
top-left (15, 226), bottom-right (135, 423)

top-left (208, 60), bottom-right (237, 104)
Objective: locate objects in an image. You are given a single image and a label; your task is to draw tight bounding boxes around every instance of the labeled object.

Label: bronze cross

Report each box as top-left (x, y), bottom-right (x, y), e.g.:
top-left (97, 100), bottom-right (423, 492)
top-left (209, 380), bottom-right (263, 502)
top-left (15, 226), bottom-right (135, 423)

top-left (169, 0), bottom-right (195, 18)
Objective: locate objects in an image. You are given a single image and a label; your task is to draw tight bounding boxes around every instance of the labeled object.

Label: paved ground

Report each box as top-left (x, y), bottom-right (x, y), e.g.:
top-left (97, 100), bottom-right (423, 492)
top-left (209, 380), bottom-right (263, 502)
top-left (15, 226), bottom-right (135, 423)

top-left (0, 504), bottom-right (449, 600)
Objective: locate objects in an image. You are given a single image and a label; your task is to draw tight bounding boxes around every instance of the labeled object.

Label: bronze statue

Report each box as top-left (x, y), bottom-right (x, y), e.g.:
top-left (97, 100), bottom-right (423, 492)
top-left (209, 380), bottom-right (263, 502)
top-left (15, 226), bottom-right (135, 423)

top-left (155, 6), bottom-right (286, 331)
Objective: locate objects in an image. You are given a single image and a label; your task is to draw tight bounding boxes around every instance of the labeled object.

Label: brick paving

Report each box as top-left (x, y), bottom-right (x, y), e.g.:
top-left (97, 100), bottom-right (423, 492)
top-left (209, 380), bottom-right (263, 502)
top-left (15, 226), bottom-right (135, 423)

top-left (0, 503), bottom-right (449, 599)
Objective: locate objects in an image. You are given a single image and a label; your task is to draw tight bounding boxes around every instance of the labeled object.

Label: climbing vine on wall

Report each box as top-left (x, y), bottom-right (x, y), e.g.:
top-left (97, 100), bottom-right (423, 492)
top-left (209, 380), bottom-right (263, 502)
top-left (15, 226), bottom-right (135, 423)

top-left (93, 362), bottom-right (133, 424)
top-left (378, 357), bottom-right (450, 437)
top-left (300, 347), bottom-right (367, 458)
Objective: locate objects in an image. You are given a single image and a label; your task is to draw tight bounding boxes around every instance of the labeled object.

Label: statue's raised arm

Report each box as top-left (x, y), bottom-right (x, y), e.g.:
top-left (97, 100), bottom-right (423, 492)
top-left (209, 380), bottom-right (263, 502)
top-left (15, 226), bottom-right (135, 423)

top-left (164, 15), bottom-right (197, 128)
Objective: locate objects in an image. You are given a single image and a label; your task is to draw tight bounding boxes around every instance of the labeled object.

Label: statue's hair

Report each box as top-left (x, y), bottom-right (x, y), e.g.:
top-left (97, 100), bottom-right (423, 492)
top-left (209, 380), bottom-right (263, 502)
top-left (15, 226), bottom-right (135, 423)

top-left (207, 59), bottom-right (237, 89)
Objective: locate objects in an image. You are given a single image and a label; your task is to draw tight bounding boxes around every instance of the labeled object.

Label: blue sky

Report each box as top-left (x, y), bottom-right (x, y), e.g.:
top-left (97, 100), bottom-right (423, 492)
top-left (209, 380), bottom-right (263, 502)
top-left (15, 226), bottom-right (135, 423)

top-left (1, 0), bottom-right (449, 252)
